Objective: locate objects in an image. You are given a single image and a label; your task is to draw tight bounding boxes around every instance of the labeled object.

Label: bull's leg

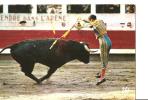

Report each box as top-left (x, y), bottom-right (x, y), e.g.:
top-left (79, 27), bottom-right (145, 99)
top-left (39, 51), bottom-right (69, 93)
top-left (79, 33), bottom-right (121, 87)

top-left (39, 67), bottom-right (57, 82)
top-left (24, 72), bottom-right (40, 84)
top-left (21, 64), bottom-right (40, 84)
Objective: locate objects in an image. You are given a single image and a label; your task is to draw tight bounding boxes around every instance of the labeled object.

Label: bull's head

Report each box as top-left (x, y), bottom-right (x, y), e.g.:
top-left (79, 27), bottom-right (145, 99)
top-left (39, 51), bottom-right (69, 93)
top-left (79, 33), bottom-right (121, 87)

top-left (61, 40), bottom-right (90, 64)
top-left (77, 42), bottom-right (90, 64)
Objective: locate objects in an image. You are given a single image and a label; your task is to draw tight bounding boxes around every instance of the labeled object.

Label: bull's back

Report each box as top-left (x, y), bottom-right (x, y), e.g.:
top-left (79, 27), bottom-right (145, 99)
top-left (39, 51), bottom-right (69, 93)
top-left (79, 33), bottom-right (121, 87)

top-left (10, 39), bottom-right (52, 58)
top-left (10, 39), bottom-right (60, 63)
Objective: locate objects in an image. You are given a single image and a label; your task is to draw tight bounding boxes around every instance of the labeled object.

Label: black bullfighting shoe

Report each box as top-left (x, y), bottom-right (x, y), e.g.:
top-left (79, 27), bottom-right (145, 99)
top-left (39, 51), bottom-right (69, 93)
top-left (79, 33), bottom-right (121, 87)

top-left (95, 72), bottom-right (101, 78)
top-left (96, 78), bottom-right (106, 85)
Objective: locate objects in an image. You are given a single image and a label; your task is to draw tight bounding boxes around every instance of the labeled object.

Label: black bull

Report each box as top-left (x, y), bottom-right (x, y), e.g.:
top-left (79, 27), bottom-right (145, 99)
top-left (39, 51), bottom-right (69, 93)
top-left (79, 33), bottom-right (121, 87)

top-left (0, 39), bottom-right (90, 84)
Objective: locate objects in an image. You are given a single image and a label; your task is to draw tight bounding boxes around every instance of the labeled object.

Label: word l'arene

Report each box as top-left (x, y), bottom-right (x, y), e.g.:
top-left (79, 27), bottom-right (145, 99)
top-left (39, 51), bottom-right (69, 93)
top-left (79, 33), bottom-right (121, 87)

top-left (0, 14), bottom-right (66, 22)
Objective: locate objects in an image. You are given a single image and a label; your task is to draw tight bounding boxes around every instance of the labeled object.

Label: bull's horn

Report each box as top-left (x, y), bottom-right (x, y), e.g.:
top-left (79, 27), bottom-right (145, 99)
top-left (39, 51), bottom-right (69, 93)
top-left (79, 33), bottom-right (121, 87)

top-left (84, 45), bottom-right (90, 52)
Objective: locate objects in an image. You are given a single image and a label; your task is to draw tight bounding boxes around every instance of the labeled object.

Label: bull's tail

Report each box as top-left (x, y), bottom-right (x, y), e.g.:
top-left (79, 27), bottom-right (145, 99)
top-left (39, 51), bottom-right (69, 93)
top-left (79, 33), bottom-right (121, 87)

top-left (0, 46), bottom-right (11, 54)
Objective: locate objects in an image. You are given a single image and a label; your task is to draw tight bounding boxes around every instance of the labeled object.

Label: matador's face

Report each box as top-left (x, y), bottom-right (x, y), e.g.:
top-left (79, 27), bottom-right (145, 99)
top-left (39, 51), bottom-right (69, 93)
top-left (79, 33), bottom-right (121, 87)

top-left (88, 18), bottom-right (95, 22)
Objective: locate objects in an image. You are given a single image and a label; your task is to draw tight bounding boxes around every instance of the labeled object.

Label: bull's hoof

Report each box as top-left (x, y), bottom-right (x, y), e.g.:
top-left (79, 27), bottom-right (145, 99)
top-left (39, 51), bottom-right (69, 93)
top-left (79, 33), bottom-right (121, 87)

top-left (96, 78), bottom-right (106, 85)
top-left (35, 80), bottom-right (42, 85)
top-left (34, 82), bottom-right (42, 85)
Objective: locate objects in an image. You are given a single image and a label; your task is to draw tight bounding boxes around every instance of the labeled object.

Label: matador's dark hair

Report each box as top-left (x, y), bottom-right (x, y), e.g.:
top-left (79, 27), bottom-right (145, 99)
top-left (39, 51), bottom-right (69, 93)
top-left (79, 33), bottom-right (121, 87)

top-left (89, 14), bottom-right (97, 20)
